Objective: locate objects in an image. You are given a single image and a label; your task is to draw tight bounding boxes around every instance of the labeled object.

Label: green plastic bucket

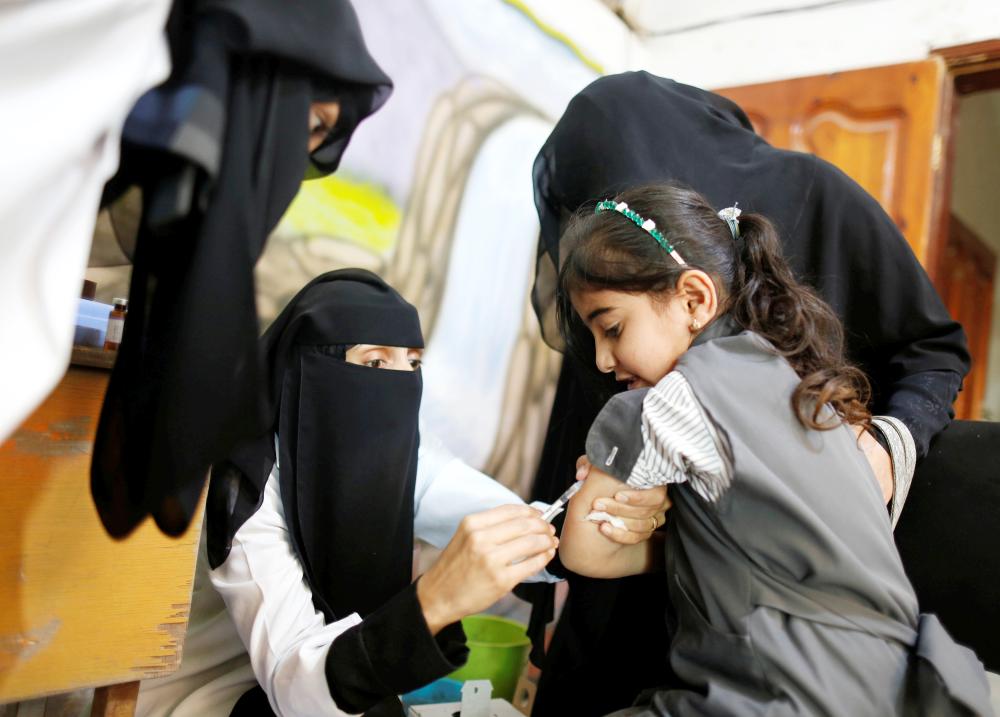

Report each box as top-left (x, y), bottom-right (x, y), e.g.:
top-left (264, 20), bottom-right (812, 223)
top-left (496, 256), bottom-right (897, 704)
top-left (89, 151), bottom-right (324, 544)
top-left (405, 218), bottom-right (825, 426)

top-left (448, 614), bottom-right (530, 700)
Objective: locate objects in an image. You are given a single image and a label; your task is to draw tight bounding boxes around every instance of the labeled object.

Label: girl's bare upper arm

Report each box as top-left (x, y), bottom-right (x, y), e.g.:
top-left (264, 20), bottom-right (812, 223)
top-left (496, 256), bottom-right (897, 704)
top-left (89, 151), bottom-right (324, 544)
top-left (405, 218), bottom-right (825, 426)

top-left (559, 467), bottom-right (636, 577)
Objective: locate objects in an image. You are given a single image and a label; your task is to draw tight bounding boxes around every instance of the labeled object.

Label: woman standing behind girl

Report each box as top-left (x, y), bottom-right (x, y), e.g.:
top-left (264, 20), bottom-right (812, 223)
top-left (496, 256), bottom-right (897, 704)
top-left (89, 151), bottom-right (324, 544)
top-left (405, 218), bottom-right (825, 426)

top-left (556, 184), bottom-right (991, 716)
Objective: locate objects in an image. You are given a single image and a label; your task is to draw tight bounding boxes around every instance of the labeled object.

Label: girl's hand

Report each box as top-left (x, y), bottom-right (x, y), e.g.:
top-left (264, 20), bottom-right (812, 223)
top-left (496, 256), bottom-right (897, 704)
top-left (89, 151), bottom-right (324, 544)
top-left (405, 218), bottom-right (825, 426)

top-left (416, 505), bottom-right (557, 634)
top-left (575, 455), bottom-right (671, 545)
top-left (852, 426), bottom-right (893, 504)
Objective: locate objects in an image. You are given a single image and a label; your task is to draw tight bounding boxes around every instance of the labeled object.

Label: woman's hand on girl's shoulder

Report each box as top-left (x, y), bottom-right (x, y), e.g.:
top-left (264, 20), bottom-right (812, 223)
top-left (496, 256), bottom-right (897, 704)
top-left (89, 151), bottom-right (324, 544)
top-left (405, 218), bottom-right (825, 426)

top-left (576, 455), bottom-right (671, 546)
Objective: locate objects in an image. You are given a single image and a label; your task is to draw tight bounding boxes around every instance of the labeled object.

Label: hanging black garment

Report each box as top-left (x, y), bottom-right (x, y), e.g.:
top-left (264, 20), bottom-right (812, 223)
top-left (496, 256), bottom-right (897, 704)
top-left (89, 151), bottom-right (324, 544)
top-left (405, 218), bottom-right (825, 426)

top-left (92, 0), bottom-right (392, 538)
top-left (207, 270), bottom-right (438, 717)
top-left (523, 72), bottom-right (973, 716)
top-left (531, 71), bottom-right (968, 454)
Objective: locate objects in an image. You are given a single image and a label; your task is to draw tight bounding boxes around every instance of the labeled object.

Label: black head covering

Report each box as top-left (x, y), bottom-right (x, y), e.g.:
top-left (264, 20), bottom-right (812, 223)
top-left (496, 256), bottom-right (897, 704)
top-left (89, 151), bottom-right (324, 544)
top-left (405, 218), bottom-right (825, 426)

top-left (530, 70), bottom-right (968, 499)
top-left (531, 75), bottom-right (753, 346)
top-left (92, 0), bottom-right (393, 538)
top-left (207, 269), bottom-right (423, 622)
top-left (523, 72), bottom-right (971, 716)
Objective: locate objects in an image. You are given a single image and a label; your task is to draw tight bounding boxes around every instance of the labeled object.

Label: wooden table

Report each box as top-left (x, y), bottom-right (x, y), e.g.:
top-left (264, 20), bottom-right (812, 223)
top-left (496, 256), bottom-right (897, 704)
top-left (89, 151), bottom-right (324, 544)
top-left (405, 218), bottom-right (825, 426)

top-left (0, 348), bottom-right (203, 715)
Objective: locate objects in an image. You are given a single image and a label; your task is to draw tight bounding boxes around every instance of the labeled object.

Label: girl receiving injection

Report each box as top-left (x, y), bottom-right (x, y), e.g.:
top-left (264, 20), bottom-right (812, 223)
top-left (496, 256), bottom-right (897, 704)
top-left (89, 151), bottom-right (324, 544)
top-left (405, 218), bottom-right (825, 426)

top-left (556, 184), bottom-right (992, 716)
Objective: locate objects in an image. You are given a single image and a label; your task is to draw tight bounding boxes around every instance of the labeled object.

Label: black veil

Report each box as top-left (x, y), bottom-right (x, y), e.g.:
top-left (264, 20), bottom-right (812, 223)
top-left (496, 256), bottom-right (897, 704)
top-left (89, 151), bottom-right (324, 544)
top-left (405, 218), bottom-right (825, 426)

top-left (92, 0), bottom-right (392, 538)
top-left (206, 269), bottom-right (424, 623)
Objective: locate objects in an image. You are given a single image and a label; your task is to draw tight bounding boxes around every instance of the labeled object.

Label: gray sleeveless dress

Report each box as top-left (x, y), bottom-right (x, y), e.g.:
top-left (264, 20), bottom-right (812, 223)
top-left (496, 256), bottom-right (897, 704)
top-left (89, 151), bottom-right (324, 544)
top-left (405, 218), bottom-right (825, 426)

top-left (586, 329), bottom-right (992, 716)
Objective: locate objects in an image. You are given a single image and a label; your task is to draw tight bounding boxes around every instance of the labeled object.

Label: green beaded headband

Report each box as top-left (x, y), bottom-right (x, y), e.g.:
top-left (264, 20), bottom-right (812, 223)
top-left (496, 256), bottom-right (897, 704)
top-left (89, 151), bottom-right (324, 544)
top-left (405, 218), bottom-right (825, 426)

top-left (595, 200), bottom-right (687, 265)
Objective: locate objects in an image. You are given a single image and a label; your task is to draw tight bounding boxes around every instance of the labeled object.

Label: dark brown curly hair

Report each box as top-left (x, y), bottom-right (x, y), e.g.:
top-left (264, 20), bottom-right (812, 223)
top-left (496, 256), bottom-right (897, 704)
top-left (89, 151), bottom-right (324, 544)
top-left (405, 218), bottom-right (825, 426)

top-left (557, 182), bottom-right (871, 431)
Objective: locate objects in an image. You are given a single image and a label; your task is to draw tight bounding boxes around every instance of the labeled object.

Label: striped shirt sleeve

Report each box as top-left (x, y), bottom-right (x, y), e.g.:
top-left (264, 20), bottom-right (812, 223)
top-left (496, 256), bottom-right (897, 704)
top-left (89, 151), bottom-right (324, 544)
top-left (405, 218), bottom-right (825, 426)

top-left (627, 371), bottom-right (733, 503)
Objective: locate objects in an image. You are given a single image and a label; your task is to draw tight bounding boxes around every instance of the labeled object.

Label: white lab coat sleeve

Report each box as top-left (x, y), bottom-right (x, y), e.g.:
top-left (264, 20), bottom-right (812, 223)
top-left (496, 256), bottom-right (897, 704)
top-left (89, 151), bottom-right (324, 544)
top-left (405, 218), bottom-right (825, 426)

top-left (210, 468), bottom-right (363, 717)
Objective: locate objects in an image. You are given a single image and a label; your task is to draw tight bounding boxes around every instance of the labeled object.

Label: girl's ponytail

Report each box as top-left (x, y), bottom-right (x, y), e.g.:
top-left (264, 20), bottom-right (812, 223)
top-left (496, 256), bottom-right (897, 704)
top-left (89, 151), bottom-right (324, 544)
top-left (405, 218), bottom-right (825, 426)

top-left (729, 214), bottom-right (871, 430)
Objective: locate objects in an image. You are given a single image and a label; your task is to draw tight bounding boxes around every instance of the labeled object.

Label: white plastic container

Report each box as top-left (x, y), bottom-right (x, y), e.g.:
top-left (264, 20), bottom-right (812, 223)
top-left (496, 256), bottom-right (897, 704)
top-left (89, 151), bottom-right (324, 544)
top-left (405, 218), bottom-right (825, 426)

top-left (74, 298), bottom-right (112, 348)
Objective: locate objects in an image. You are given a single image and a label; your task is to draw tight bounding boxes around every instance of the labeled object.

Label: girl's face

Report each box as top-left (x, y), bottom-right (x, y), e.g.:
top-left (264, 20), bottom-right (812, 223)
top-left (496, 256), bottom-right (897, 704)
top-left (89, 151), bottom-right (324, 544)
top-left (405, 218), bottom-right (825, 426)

top-left (345, 344), bottom-right (423, 371)
top-left (572, 289), bottom-right (693, 390)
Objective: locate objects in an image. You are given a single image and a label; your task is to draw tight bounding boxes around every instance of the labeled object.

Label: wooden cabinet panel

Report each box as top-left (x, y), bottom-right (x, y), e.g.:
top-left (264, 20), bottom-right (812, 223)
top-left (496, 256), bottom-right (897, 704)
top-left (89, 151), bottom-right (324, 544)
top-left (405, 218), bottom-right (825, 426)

top-left (716, 59), bottom-right (948, 265)
top-left (713, 60), bottom-right (1000, 418)
top-left (0, 366), bottom-right (203, 702)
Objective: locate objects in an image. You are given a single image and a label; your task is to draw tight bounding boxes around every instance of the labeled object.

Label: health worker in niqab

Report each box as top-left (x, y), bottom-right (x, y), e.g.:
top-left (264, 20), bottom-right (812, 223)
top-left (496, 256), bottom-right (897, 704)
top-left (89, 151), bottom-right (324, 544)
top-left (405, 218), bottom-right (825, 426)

top-left (135, 270), bottom-right (561, 717)
top-left (523, 71), bottom-right (996, 716)
top-left (92, 0), bottom-right (392, 539)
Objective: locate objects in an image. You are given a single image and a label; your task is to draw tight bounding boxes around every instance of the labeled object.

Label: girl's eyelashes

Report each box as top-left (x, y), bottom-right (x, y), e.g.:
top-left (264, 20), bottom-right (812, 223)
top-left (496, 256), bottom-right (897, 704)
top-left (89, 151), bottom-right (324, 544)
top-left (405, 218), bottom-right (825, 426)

top-left (604, 324), bottom-right (621, 339)
top-left (408, 358), bottom-right (422, 369)
top-left (364, 358), bottom-right (386, 369)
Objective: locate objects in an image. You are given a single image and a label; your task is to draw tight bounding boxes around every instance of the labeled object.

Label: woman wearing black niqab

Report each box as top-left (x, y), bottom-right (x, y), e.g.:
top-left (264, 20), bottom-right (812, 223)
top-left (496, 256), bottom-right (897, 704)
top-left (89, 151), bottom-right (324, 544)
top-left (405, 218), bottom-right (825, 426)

top-left (523, 71), bottom-right (997, 716)
top-left (209, 270), bottom-right (425, 625)
top-left (209, 269), bottom-right (436, 717)
top-left (92, 0), bottom-right (392, 538)
top-left (128, 271), bottom-right (561, 717)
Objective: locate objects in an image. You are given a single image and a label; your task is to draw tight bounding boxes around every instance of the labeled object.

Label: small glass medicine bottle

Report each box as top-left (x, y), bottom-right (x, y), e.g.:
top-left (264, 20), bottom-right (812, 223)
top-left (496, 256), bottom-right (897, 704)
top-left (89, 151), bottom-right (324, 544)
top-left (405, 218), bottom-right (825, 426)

top-left (104, 298), bottom-right (129, 351)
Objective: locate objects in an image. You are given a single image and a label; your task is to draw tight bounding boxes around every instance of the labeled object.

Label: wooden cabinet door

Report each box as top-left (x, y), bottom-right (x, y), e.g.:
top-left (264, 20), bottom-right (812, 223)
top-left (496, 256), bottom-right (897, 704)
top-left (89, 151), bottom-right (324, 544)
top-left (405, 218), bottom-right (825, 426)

top-left (716, 59), bottom-right (950, 268)
top-left (0, 365), bottom-right (203, 702)
top-left (714, 60), bottom-right (997, 419)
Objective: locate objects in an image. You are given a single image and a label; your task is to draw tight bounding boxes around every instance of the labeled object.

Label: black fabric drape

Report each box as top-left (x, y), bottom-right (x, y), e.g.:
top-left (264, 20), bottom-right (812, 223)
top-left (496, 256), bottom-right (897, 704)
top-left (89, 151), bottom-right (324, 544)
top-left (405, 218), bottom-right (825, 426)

top-left (530, 71), bottom-right (968, 453)
top-left (92, 0), bottom-right (392, 538)
top-left (524, 71), bottom-right (973, 716)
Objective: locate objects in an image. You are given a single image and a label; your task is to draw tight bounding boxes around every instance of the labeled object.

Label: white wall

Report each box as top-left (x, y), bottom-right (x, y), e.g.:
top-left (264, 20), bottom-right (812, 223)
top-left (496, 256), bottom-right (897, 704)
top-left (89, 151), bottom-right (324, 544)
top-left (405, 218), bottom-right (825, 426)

top-left (530, 0), bottom-right (999, 87)
top-left (621, 0), bottom-right (1000, 89)
top-left (952, 91), bottom-right (1000, 420)
top-left (524, 0), bottom-right (997, 99)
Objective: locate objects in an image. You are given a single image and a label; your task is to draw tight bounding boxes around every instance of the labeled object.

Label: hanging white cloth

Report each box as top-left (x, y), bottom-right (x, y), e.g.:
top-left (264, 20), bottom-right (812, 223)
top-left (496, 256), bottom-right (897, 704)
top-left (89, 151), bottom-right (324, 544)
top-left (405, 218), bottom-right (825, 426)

top-left (0, 0), bottom-right (171, 442)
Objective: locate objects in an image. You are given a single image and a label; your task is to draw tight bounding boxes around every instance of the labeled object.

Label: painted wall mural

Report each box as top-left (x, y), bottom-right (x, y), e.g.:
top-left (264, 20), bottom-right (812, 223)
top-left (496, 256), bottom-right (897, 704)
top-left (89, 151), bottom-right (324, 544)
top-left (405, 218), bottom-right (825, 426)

top-left (256, 1), bottom-right (605, 495)
top-left (89, 0), bottom-right (605, 496)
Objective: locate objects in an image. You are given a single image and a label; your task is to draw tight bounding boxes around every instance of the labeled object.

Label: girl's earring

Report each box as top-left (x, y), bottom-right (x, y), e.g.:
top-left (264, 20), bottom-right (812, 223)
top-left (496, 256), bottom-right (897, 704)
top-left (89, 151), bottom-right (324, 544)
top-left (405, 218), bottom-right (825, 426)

top-left (690, 318), bottom-right (702, 332)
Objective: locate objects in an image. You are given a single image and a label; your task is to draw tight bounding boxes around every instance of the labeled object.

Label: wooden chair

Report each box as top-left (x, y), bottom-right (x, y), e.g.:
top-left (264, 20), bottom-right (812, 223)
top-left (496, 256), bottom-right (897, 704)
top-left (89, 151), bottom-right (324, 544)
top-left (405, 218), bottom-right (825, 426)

top-left (0, 349), bottom-right (203, 716)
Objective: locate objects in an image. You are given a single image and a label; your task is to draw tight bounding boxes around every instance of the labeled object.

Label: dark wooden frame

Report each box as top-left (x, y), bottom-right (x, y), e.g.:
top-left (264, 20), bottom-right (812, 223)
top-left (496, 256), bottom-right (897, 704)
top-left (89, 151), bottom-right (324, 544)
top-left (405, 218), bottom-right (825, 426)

top-left (944, 214), bottom-right (997, 420)
top-left (929, 39), bottom-right (1000, 419)
top-left (928, 39), bottom-right (1000, 283)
